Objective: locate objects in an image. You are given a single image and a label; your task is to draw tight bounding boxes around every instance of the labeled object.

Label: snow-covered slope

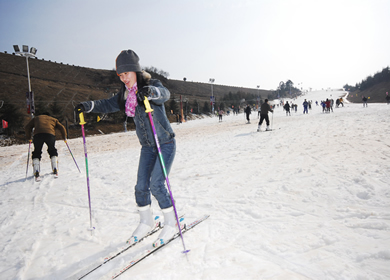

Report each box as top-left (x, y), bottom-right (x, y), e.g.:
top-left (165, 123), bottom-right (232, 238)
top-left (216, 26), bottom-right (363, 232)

top-left (1, 90), bottom-right (389, 279)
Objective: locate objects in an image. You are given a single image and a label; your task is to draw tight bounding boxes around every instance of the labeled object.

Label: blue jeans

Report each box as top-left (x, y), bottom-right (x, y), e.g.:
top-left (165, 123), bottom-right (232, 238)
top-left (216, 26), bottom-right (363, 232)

top-left (135, 139), bottom-right (176, 209)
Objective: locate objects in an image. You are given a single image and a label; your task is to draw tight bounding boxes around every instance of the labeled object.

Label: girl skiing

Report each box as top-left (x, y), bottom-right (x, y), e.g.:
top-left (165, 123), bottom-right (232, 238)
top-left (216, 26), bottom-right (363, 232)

top-left (75, 50), bottom-right (177, 247)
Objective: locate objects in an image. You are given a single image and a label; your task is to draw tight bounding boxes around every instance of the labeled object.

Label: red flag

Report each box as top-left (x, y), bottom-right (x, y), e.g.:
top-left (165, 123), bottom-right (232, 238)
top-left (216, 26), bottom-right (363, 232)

top-left (2, 120), bottom-right (8, 128)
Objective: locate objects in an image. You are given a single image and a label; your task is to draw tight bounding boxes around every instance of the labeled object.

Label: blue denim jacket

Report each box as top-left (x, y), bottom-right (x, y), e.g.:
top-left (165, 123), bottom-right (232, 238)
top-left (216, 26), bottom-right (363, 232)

top-left (81, 79), bottom-right (175, 147)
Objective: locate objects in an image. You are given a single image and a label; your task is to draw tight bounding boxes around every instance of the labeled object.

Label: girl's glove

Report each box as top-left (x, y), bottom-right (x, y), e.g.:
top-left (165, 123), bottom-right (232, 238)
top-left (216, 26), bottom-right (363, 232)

top-left (75, 103), bottom-right (85, 113)
top-left (74, 104), bottom-right (85, 123)
top-left (136, 87), bottom-right (151, 104)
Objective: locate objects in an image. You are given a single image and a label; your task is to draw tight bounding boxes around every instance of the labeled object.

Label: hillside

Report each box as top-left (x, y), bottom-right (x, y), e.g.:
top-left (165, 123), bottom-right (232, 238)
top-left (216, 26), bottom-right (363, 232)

top-left (0, 52), bottom-right (273, 141)
top-left (345, 80), bottom-right (390, 103)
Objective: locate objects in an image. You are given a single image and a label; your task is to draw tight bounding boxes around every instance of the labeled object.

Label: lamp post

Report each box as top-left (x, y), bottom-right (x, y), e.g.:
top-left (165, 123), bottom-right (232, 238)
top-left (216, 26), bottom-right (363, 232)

top-left (13, 45), bottom-right (37, 118)
top-left (209, 78), bottom-right (215, 114)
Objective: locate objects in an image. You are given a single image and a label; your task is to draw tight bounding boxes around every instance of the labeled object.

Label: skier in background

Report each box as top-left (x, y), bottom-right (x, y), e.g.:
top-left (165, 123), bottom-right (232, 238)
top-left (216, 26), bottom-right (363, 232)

top-left (303, 99), bottom-right (309, 114)
top-left (362, 96), bottom-right (368, 107)
top-left (284, 101), bottom-right (291, 116)
top-left (24, 112), bottom-right (67, 179)
top-left (218, 109), bottom-right (223, 122)
top-left (245, 104), bottom-right (251, 123)
top-left (74, 49), bottom-right (178, 248)
top-left (325, 99), bottom-right (331, 113)
top-left (258, 99), bottom-right (273, 131)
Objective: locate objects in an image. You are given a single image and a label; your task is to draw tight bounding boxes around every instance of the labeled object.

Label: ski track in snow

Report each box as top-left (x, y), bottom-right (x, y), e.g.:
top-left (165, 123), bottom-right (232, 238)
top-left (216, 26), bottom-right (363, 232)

top-left (1, 90), bottom-right (390, 279)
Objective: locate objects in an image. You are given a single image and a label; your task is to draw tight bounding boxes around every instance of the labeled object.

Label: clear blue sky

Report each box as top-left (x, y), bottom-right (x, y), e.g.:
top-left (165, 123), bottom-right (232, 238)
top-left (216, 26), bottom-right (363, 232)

top-left (1, 0), bottom-right (389, 91)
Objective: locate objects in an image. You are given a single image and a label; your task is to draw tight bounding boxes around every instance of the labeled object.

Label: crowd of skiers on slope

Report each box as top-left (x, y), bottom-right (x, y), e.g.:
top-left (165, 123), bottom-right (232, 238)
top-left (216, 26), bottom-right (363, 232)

top-left (216, 94), bottom-right (369, 124)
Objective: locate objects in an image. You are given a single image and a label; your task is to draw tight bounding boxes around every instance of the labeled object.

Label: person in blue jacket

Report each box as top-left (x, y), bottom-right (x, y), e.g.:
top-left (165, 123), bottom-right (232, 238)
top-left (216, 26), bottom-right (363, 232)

top-left (75, 50), bottom-right (178, 247)
top-left (303, 99), bottom-right (309, 114)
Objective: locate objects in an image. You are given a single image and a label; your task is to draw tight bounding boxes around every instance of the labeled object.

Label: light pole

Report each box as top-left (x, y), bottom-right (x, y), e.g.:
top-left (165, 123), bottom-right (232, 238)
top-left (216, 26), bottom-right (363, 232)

top-left (13, 45), bottom-right (37, 118)
top-left (209, 78), bottom-right (215, 114)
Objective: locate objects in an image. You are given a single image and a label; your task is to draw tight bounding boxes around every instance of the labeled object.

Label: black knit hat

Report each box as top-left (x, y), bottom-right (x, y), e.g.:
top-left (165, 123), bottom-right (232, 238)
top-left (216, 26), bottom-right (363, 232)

top-left (116, 50), bottom-right (141, 74)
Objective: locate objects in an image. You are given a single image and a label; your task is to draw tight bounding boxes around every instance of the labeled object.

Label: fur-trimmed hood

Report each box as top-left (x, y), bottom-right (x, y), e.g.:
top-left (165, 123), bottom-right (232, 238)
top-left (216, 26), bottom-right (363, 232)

top-left (142, 70), bottom-right (152, 82)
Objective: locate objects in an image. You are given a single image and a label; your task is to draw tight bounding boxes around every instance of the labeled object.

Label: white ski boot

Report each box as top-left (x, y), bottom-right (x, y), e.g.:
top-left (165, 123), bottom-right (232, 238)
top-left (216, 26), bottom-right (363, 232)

top-left (33, 158), bottom-right (41, 181)
top-left (266, 125), bottom-right (271, 131)
top-left (153, 207), bottom-right (179, 248)
top-left (257, 125), bottom-right (261, 132)
top-left (51, 156), bottom-right (58, 177)
top-left (127, 205), bottom-right (157, 245)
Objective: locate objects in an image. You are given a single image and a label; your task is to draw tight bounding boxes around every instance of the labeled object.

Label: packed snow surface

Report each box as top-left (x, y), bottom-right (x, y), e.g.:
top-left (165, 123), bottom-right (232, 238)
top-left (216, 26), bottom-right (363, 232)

top-left (1, 90), bottom-right (390, 280)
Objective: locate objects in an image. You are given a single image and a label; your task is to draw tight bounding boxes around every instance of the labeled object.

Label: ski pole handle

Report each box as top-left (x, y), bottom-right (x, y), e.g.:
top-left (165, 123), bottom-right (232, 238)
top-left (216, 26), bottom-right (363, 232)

top-left (143, 97), bottom-right (153, 113)
top-left (79, 112), bottom-right (86, 125)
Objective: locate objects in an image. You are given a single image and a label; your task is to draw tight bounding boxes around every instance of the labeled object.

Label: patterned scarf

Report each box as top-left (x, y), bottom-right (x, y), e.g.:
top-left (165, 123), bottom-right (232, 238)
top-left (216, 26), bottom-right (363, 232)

top-left (125, 82), bottom-right (138, 117)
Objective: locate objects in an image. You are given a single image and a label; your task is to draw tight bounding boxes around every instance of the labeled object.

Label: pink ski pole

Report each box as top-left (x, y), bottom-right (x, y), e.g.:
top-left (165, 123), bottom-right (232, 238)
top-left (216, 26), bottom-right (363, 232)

top-left (143, 97), bottom-right (189, 254)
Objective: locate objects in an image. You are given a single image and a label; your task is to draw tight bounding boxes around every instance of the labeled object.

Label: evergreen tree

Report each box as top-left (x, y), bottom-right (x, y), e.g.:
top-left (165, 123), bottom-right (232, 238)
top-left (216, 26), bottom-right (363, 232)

top-left (191, 99), bottom-right (200, 114)
top-left (0, 98), bottom-right (25, 136)
top-left (202, 101), bottom-right (210, 114)
top-left (49, 98), bottom-right (62, 118)
top-left (34, 95), bottom-right (48, 115)
top-left (167, 95), bottom-right (179, 115)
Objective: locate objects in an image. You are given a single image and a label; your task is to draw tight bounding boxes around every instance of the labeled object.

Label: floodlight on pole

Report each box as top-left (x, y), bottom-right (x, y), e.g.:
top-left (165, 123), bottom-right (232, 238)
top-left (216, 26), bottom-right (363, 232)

top-left (13, 45), bottom-right (20, 52)
top-left (209, 78), bottom-right (215, 114)
top-left (13, 44), bottom-right (38, 118)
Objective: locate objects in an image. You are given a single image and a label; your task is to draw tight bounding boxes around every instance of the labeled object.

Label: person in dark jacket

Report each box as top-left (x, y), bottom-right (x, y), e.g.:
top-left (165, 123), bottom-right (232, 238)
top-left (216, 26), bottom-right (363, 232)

top-left (362, 96), bottom-right (368, 107)
top-left (75, 50), bottom-right (178, 248)
top-left (245, 105), bottom-right (251, 123)
top-left (284, 101), bottom-right (291, 116)
top-left (258, 99), bottom-right (273, 131)
top-left (303, 99), bottom-right (309, 114)
top-left (24, 113), bottom-right (67, 178)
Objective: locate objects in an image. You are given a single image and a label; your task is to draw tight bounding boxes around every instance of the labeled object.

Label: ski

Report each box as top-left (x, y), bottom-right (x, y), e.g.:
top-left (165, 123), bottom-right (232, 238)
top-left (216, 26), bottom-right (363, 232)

top-left (33, 174), bottom-right (57, 181)
top-left (110, 214), bottom-right (210, 279)
top-left (75, 215), bottom-right (183, 280)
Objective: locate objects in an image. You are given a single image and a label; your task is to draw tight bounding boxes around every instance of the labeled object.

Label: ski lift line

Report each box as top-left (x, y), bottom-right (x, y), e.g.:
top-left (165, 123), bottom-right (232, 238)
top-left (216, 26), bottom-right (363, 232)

top-left (55, 88), bottom-right (66, 96)
top-left (65, 92), bottom-right (79, 111)
top-left (4, 64), bottom-right (101, 89)
top-left (1, 100), bottom-right (88, 105)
